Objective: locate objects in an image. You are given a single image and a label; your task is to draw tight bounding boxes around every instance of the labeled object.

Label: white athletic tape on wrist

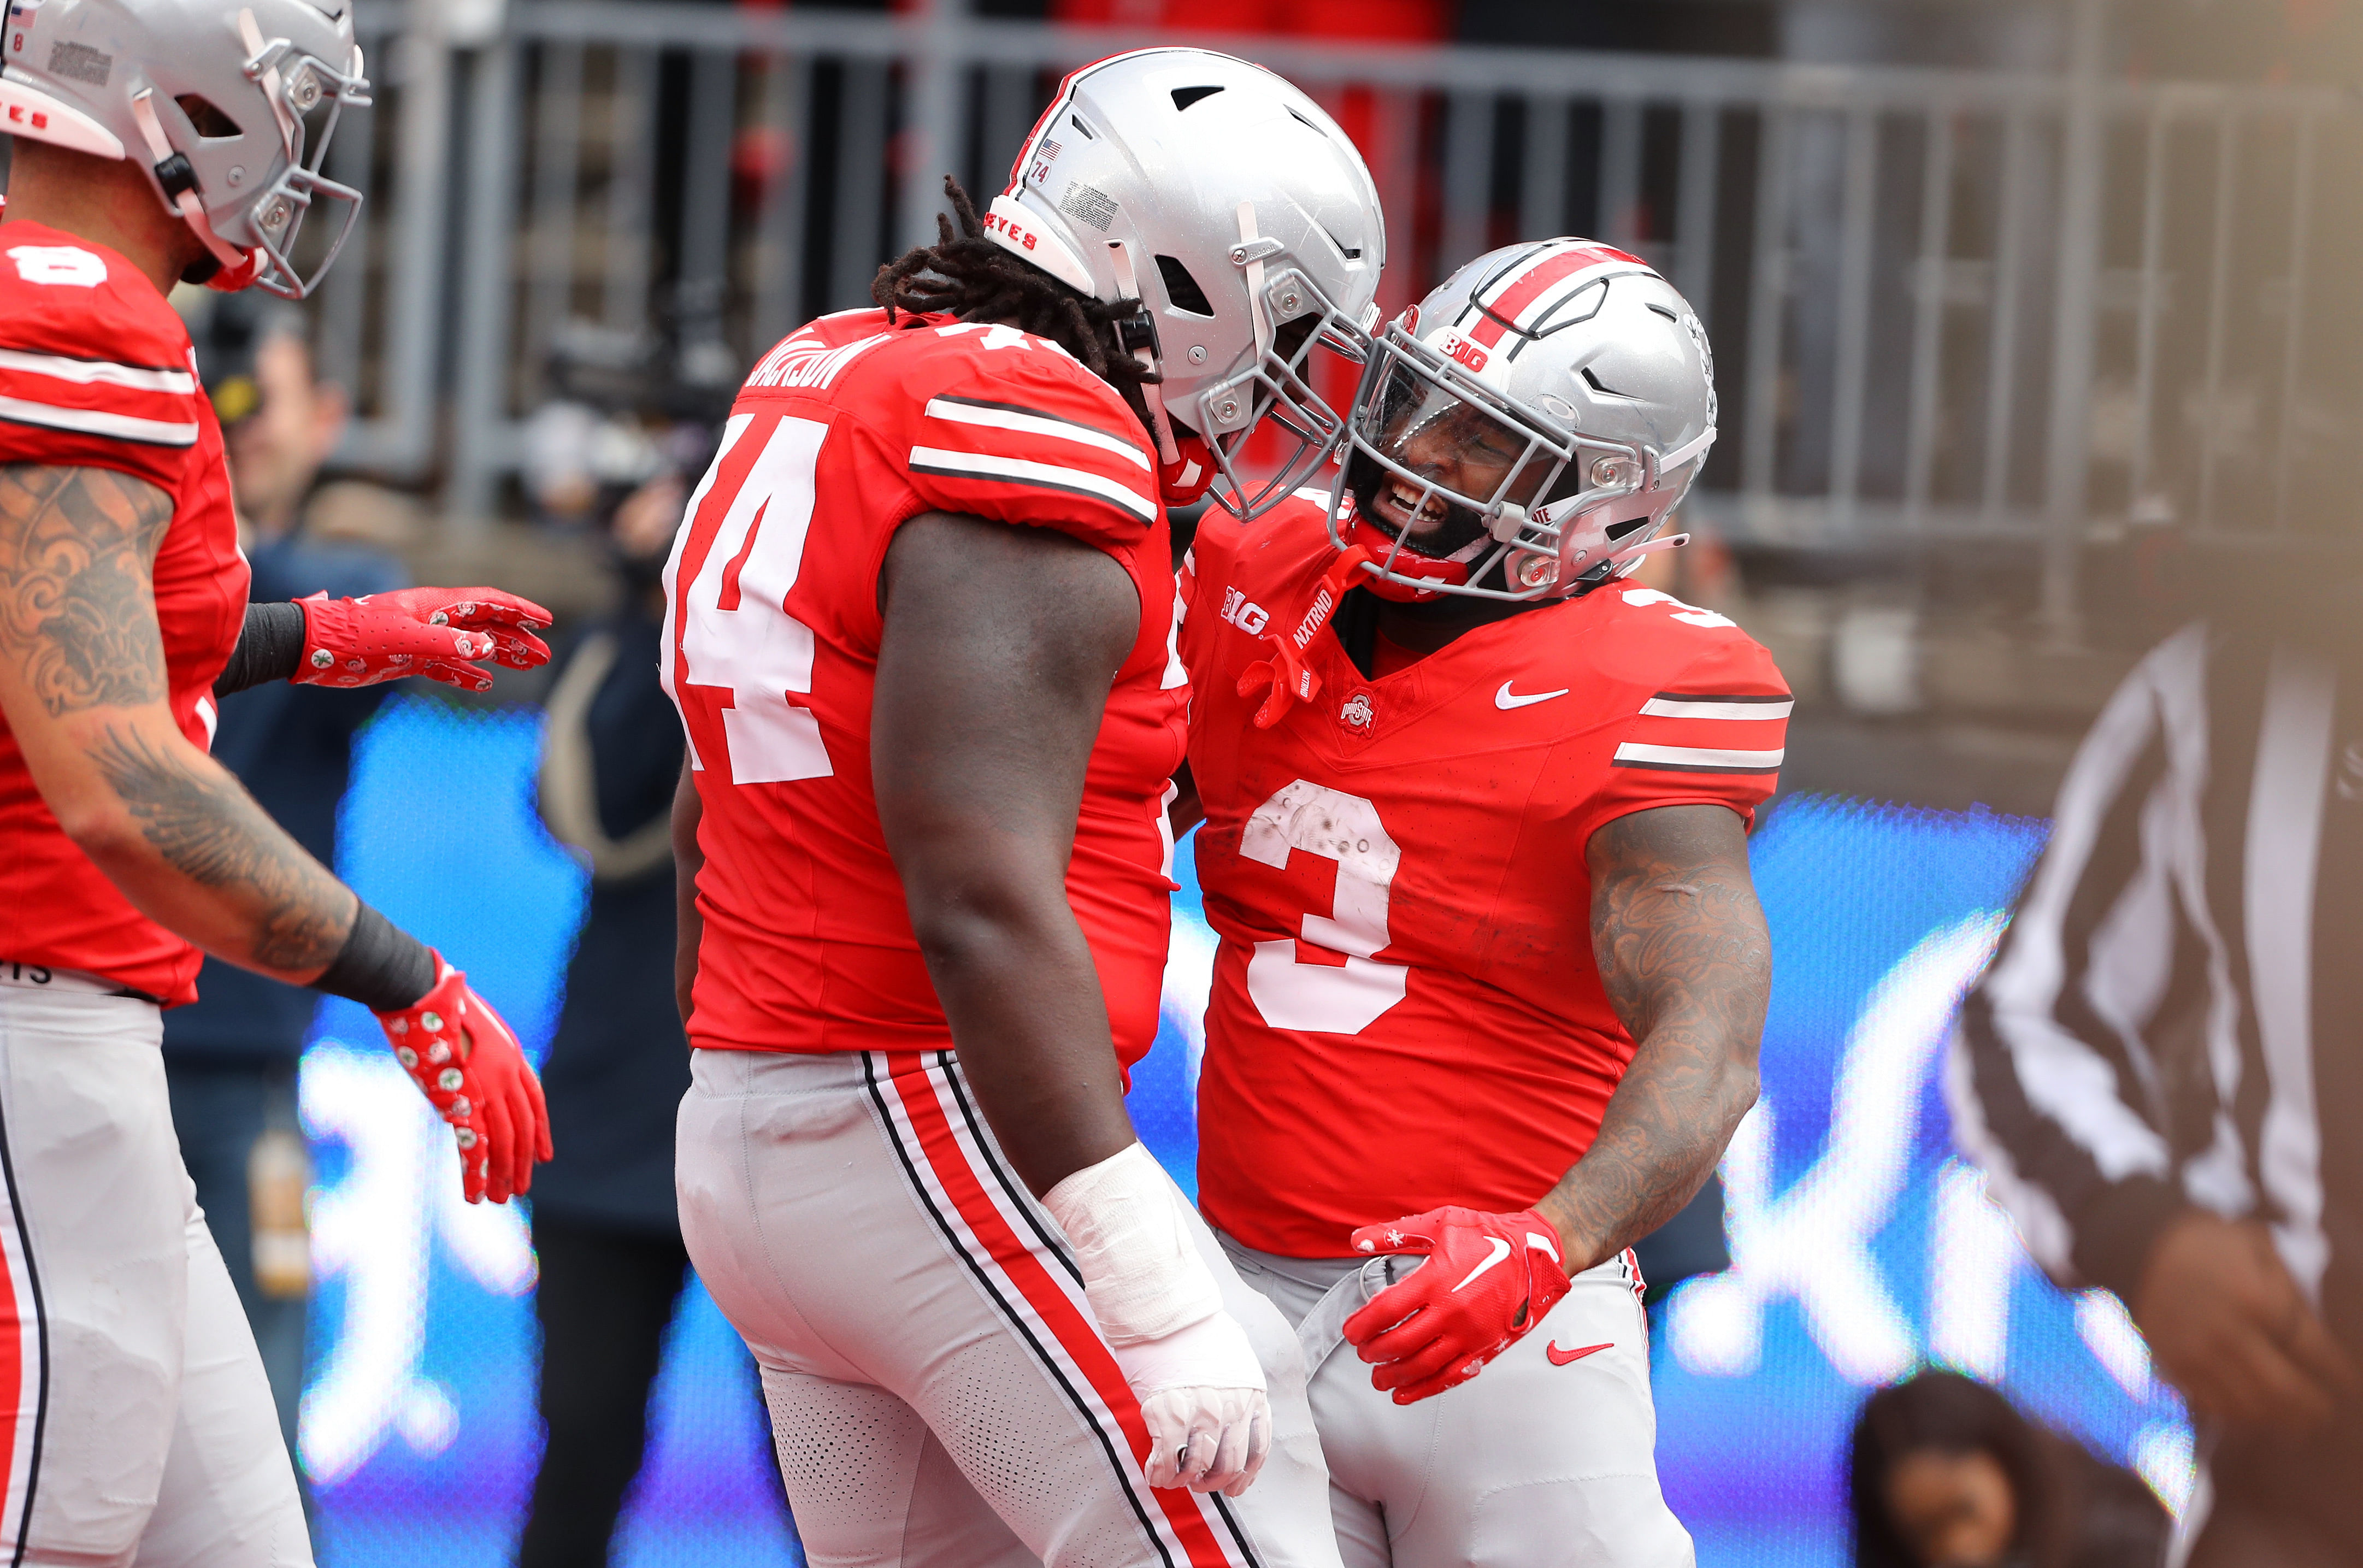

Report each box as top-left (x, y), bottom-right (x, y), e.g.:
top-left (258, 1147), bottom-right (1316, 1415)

top-left (1109, 1304), bottom-right (1266, 1397)
top-left (1043, 1142), bottom-right (1223, 1345)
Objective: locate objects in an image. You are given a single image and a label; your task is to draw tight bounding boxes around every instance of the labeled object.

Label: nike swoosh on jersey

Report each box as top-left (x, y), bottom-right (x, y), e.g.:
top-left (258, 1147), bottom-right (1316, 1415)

top-left (1546, 1341), bottom-right (1614, 1366)
top-left (1495, 681), bottom-right (1571, 710)
top-left (1451, 1236), bottom-right (1513, 1292)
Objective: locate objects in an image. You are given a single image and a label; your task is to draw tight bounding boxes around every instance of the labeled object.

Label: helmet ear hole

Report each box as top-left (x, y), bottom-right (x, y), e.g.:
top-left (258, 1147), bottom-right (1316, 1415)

top-left (1157, 256), bottom-right (1215, 317)
top-left (1603, 516), bottom-right (1651, 541)
top-left (175, 95), bottom-right (242, 139)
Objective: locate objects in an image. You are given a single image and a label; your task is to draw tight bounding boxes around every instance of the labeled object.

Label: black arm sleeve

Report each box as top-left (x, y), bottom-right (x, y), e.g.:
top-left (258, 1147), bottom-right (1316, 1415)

top-left (213, 600), bottom-right (310, 697)
top-left (311, 900), bottom-right (438, 1013)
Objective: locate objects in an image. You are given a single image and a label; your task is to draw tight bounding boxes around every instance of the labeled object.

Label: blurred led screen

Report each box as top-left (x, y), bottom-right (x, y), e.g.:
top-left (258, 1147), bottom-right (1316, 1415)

top-left (301, 698), bottom-right (2189, 1566)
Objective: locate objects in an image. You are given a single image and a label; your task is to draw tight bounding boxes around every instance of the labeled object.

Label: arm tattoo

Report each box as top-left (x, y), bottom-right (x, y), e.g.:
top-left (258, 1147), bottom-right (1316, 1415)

top-left (0, 465), bottom-right (175, 715)
top-left (1542, 805), bottom-right (1771, 1270)
top-left (88, 723), bottom-right (354, 973)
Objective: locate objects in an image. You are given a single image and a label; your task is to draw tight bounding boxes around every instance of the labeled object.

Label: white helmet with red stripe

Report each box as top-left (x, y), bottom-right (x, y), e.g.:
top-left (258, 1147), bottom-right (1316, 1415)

top-left (0, 0), bottom-right (368, 298)
top-left (981, 48), bottom-right (1383, 517)
top-left (1328, 239), bottom-right (1718, 602)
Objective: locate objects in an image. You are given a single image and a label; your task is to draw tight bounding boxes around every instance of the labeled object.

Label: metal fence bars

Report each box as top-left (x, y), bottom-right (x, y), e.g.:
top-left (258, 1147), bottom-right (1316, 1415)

top-left (314, 3), bottom-right (2363, 584)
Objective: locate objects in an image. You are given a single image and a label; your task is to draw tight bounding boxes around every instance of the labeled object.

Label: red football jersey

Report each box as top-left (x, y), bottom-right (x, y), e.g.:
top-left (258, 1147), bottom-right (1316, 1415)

top-left (1178, 498), bottom-right (1789, 1257)
top-left (662, 310), bottom-right (1189, 1066)
top-left (0, 224), bottom-right (246, 1005)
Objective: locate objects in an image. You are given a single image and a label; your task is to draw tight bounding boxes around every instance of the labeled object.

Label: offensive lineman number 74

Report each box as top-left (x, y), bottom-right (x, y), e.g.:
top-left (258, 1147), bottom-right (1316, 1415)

top-left (665, 419), bottom-right (1411, 1041)
top-left (666, 412), bottom-right (836, 785)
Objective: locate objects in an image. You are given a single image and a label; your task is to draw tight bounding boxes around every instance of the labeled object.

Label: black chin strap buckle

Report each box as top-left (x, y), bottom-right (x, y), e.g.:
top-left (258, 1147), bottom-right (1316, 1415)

top-left (153, 152), bottom-right (199, 202)
top-left (1117, 305), bottom-right (1160, 363)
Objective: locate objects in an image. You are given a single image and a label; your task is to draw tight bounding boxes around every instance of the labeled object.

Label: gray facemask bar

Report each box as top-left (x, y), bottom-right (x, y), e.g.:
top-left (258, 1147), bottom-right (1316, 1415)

top-left (239, 31), bottom-right (369, 299)
top-left (1324, 325), bottom-right (1657, 602)
top-left (1196, 256), bottom-right (1371, 522)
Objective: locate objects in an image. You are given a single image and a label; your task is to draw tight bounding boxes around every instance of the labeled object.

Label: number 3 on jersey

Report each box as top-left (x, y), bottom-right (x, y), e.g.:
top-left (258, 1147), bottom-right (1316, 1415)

top-left (665, 412), bottom-right (834, 783)
top-left (1241, 780), bottom-right (1409, 1034)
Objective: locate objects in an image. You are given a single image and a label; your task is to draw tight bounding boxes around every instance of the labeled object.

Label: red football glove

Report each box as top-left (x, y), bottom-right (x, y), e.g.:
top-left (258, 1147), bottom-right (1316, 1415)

top-left (373, 954), bottom-right (553, 1204)
top-left (294, 586), bottom-right (553, 693)
top-left (1341, 1206), bottom-right (1572, 1404)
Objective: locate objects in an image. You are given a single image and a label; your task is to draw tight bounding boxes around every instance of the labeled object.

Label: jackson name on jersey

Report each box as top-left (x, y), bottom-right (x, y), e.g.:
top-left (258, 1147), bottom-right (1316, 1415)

top-left (662, 308), bottom-right (1189, 1068)
top-left (1177, 495), bottom-right (1790, 1259)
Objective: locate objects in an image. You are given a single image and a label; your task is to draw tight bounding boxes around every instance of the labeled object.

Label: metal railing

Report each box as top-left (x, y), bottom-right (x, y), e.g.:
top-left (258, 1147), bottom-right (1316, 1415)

top-left (319, 2), bottom-right (2362, 600)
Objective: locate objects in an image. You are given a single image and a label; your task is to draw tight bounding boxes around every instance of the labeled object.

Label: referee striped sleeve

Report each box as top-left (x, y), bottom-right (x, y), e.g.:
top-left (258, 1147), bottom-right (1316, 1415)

top-left (1950, 624), bottom-right (2215, 1295)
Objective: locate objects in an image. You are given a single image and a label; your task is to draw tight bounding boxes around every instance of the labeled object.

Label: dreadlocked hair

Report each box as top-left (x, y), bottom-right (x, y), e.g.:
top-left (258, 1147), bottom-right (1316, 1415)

top-left (873, 176), bottom-right (1159, 437)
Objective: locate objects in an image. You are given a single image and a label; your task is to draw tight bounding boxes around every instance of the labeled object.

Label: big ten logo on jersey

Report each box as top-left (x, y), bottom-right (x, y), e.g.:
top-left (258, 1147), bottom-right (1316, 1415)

top-left (665, 411), bottom-right (835, 786)
top-left (744, 325), bottom-right (894, 392)
top-left (1219, 585), bottom-right (1269, 636)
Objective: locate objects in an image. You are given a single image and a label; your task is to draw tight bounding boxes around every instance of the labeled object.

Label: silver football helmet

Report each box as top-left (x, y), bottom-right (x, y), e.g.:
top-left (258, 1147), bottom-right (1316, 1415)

top-left (982, 48), bottom-right (1384, 517)
top-left (0, 0), bottom-right (369, 298)
top-left (1328, 239), bottom-right (1718, 600)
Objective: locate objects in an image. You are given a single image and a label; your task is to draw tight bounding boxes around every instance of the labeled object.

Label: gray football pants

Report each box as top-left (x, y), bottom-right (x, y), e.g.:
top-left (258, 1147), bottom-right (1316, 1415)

top-left (676, 1047), bottom-right (1343, 1568)
top-left (1218, 1231), bottom-right (1696, 1568)
top-left (0, 974), bottom-right (310, 1567)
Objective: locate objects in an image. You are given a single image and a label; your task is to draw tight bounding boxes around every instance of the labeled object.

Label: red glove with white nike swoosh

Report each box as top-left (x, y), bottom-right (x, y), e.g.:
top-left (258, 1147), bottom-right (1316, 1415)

top-left (374, 954), bottom-right (553, 1204)
top-left (1341, 1206), bottom-right (1571, 1404)
top-left (294, 586), bottom-right (553, 693)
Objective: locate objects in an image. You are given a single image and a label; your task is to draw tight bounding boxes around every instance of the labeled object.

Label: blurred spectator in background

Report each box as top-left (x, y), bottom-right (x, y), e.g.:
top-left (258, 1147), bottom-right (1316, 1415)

top-left (160, 293), bottom-right (408, 1536)
top-left (1850, 1370), bottom-right (2168, 1568)
top-left (522, 314), bottom-right (741, 536)
top-left (518, 438), bottom-right (768, 1567)
top-left (1954, 560), bottom-right (2363, 1565)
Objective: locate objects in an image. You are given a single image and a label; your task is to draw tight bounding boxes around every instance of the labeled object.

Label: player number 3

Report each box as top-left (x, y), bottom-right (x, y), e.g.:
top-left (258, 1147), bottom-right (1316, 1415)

top-left (1241, 780), bottom-right (1409, 1034)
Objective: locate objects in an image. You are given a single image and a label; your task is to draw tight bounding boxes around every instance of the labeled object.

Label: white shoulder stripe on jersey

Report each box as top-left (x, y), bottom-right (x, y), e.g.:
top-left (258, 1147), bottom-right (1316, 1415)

top-left (924, 397), bottom-right (1152, 472)
top-left (0, 393), bottom-right (197, 447)
top-left (1639, 695), bottom-right (1795, 721)
top-left (0, 347), bottom-right (196, 396)
top-left (1613, 740), bottom-right (1785, 771)
top-left (909, 446), bottom-right (1157, 523)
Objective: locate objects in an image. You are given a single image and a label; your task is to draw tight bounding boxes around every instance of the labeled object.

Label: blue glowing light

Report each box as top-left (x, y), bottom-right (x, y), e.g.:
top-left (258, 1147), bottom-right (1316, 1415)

top-left (301, 700), bottom-right (2187, 1566)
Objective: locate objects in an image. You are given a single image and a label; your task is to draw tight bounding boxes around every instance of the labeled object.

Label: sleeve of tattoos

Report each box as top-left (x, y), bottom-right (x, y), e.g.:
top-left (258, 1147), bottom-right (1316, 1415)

top-left (1536, 802), bottom-right (1771, 1275)
top-left (0, 463), bottom-right (360, 981)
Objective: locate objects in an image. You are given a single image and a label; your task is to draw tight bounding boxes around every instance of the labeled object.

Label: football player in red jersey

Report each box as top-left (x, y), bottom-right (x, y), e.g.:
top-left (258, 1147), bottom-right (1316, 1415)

top-left (663, 49), bottom-right (1383, 1568)
top-left (1175, 240), bottom-right (1784, 1566)
top-left (0, 2), bottom-right (553, 1560)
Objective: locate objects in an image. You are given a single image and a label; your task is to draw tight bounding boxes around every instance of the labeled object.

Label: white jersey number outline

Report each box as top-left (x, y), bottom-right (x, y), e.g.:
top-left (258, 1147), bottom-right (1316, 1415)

top-left (1241, 780), bottom-right (1409, 1034)
top-left (663, 411), bottom-right (835, 783)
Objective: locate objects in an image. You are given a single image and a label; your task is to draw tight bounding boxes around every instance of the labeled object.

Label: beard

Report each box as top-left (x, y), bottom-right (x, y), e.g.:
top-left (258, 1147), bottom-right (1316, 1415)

top-left (1344, 449), bottom-right (1492, 563)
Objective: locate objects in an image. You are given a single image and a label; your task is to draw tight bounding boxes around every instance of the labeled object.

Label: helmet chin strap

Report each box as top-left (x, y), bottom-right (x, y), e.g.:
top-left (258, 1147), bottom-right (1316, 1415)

top-left (1607, 532), bottom-right (1690, 570)
top-left (237, 9), bottom-right (300, 154)
top-left (1235, 201), bottom-right (1272, 362)
top-left (128, 89), bottom-right (261, 290)
top-left (1105, 240), bottom-right (1182, 468)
